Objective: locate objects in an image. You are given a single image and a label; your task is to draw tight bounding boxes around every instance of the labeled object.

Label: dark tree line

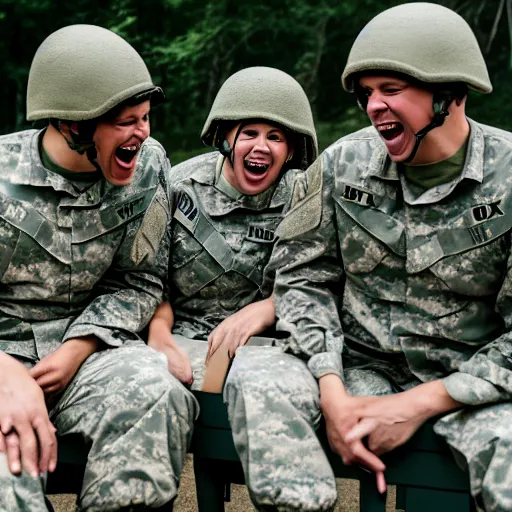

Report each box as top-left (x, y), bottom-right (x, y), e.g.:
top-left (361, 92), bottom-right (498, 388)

top-left (1, 0), bottom-right (511, 162)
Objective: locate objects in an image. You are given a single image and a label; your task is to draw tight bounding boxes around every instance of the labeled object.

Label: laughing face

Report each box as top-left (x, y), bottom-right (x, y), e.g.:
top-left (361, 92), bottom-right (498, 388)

top-left (359, 75), bottom-right (434, 163)
top-left (222, 122), bottom-right (293, 195)
top-left (92, 100), bottom-right (151, 185)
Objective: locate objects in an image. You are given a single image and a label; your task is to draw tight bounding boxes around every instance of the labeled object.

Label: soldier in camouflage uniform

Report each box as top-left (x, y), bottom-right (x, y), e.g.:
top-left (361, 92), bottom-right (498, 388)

top-left (0, 25), bottom-right (197, 512)
top-left (147, 67), bottom-right (320, 509)
top-left (249, 3), bottom-right (512, 511)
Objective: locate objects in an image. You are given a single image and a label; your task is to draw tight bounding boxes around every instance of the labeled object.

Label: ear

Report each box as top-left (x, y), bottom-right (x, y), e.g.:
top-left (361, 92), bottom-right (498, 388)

top-left (69, 122), bottom-right (80, 135)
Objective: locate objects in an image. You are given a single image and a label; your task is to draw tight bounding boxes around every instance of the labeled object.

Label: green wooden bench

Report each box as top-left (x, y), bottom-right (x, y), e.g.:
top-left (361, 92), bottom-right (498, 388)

top-left (190, 391), bottom-right (476, 512)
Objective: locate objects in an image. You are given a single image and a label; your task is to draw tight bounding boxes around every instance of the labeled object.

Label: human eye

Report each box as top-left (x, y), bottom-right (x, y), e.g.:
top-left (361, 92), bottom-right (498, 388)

top-left (383, 83), bottom-right (404, 94)
top-left (241, 129), bottom-right (257, 138)
top-left (268, 133), bottom-right (284, 142)
top-left (117, 119), bottom-right (135, 127)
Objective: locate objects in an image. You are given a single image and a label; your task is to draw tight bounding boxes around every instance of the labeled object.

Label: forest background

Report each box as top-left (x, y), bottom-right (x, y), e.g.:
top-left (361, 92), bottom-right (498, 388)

top-left (1, 0), bottom-right (512, 164)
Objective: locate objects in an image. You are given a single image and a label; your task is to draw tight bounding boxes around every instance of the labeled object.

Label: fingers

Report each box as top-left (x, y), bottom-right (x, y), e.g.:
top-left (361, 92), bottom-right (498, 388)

top-left (206, 331), bottom-right (224, 362)
top-left (28, 361), bottom-right (46, 380)
top-left (227, 333), bottom-right (251, 358)
top-left (376, 470), bottom-right (387, 494)
top-left (345, 418), bottom-right (379, 443)
top-left (4, 430), bottom-right (22, 475)
top-left (351, 440), bottom-right (386, 473)
top-left (16, 424), bottom-right (40, 477)
top-left (32, 372), bottom-right (57, 390)
top-left (33, 417), bottom-right (57, 473)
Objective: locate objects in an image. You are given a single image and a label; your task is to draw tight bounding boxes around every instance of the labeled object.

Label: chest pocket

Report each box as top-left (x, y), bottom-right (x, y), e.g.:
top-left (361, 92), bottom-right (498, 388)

top-left (171, 192), bottom-right (279, 297)
top-left (334, 195), bottom-right (404, 275)
top-left (408, 213), bottom-right (511, 296)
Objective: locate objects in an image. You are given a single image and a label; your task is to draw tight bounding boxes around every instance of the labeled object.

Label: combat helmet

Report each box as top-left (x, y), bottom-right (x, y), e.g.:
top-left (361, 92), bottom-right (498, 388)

top-left (201, 66), bottom-right (317, 169)
top-left (341, 2), bottom-right (491, 162)
top-left (27, 24), bottom-right (163, 122)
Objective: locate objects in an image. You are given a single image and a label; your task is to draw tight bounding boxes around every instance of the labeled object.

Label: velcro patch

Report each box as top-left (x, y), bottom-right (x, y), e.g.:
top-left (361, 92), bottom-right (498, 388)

top-left (467, 200), bottom-right (504, 226)
top-left (341, 184), bottom-right (376, 207)
top-left (245, 224), bottom-right (275, 243)
top-left (174, 192), bottom-right (199, 233)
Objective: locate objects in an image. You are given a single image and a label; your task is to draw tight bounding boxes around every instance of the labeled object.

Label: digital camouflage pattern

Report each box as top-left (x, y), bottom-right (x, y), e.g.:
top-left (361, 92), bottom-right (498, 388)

top-left (224, 345), bottom-right (337, 511)
top-left (1, 346), bottom-right (198, 512)
top-left (0, 128), bottom-right (198, 510)
top-left (168, 151), bottom-right (306, 341)
top-left (0, 129), bottom-right (170, 360)
top-left (167, 151), bottom-right (338, 510)
top-left (272, 118), bottom-right (512, 511)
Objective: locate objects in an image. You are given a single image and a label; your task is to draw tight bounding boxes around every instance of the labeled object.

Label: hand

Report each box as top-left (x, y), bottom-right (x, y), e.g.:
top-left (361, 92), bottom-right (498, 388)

top-left (29, 337), bottom-right (100, 395)
top-left (319, 375), bottom-right (387, 493)
top-left (0, 352), bottom-right (57, 476)
top-left (345, 381), bottom-right (462, 455)
top-left (207, 297), bottom-right (276, 361)
top-left (148, 318), bottom-right (193, 384)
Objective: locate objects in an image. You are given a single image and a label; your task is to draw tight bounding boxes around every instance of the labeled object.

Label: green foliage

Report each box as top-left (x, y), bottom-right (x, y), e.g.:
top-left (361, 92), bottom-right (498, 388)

top-left (2, 0), bottom-right (512, 156)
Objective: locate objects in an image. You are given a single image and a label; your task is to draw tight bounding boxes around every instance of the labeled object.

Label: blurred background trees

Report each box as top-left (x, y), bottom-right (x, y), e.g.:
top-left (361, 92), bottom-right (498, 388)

top-left (1, 0), bottom-right (511, 162)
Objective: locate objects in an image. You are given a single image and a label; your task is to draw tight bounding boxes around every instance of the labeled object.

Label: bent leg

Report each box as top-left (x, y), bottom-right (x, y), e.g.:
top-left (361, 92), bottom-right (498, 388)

top-left (0, 453), bottom-right (48, 512)
top-left (224, 346), bottom-right (337, 512)
top-left (434, 402), bottom-right (512, 512)
top-left (51, 345), bottom-right (198, 512)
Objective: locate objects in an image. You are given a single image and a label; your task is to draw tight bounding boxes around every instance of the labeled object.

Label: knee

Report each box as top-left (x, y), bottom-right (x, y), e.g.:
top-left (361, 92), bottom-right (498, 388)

top-left (225, 348), bottom-right (318, 401)
top-left (98, 346), bottom-right (198, 422)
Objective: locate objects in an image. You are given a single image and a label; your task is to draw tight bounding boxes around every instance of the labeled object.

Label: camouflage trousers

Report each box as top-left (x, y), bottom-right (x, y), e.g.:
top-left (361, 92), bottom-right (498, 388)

top-left (0, 344), bottom-right (198, 512)
top-left (223, 346), bottom-right (512, 512)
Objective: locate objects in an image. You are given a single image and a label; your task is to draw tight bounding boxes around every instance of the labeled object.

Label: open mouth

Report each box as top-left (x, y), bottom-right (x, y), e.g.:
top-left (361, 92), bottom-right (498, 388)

top-left (244, 160), bottom-right (269, 176)
top-left (115, 143), bottom-right (141, 164)
top-left (377, 122), bottom-right (404, 141)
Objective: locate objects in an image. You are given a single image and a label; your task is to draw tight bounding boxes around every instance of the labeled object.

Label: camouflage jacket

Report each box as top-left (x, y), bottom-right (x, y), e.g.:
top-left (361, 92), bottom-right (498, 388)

top-left (168, 151), bottom-right (305, 339)
top-left (273, 118), bottom-right (512, 406)
top-left (0, 129), bottom-right (170, 361)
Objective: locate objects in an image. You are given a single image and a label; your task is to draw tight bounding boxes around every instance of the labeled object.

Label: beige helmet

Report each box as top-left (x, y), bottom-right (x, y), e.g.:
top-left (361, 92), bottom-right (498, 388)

top-left (342, 2), bottom-right (491, 94)
top-left (27, 24), bottom-right (163, 122)
top-left (201, 66), bottom-right (317, 169)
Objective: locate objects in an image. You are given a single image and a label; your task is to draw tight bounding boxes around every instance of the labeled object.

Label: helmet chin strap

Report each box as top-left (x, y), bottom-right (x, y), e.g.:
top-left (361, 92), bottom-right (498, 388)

top-left (403, 97), bottom-right (450, 163)
top-left (354, 85), bottom-right (454, 165)
top-left (219, 122), bottom-right (247, 169)
top-left (55, 119), bottom-right (101, 172)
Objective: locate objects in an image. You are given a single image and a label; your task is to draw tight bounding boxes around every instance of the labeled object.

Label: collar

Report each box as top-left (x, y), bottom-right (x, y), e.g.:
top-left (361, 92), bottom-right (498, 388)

top-left (188, 153), bottom-right (286, 216)
top-left (4, 129), bottom-right (98, 198)
top-left (400, 118), bottom-right (483, 205)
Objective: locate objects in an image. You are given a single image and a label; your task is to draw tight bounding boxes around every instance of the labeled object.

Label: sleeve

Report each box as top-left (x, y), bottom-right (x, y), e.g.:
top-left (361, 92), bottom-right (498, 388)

top-left (442, 247), bottom-right (512, 405)
top-left (271, 152), bottom-right (346, 380)
top-left (63, 153), bottom-right (172, 347)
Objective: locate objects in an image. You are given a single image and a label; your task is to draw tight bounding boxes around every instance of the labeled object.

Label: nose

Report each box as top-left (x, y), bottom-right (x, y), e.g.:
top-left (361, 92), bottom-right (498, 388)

top-left (135, 118), bottom-right (150, 140)
top-left (253, 134), bottom-right (270, 153)
top-left (366, 91), bottom-right (388, 117)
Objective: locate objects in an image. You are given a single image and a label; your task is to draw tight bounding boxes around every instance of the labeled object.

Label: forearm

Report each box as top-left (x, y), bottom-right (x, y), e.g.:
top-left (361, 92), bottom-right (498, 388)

top-left (405, 380), bottom-right (463, 420)
top-left (148, 302), bottom-right (176, 350)
top-left (64, 336), bottom-right (101, 362)
top-left (151, 301), bottom-right (175, 330)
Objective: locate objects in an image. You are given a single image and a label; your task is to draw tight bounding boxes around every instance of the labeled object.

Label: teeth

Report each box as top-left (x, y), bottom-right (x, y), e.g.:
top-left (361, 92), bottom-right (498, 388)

top-left (378, 123), bottom-right (398, 131)
top-left (244, 160), bottom-right (269, 174)
top-left (116, 144), bottom-right (140, 163)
